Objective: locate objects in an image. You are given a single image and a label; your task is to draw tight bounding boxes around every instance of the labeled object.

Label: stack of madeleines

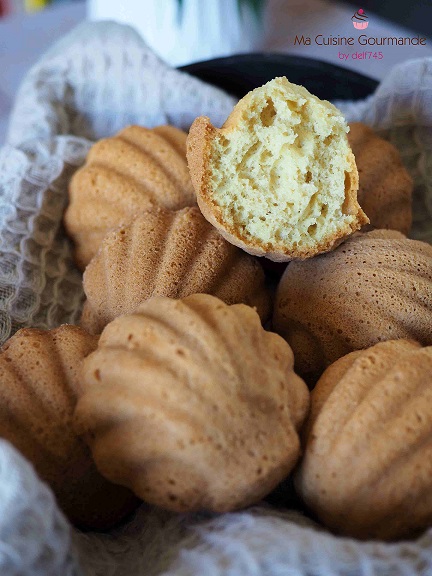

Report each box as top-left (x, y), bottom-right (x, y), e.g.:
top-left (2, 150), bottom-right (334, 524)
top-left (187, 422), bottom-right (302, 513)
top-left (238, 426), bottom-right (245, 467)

top-left (2, 76), bottom-right (431, 542)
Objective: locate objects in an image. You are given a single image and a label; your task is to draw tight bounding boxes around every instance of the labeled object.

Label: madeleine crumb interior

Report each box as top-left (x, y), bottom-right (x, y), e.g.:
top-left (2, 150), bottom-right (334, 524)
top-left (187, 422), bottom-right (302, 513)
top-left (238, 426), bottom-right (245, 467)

top-left (187, 77), bottom-right (369, 261)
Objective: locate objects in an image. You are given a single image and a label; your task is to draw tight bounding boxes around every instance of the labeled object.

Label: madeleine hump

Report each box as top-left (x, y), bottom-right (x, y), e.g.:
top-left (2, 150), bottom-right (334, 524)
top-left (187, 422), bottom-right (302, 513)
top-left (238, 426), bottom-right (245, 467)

top-left (81, 206), bottom-right (271, 334)
top-left (273, 230), bottom-right (432, 384)
top-left (65, 125), bottom-right (195, 270)
top-left (296, 339), bottom-right (432, 540)
top-left (348, 123), bottom-right (413, 235)
top-left (0, 325), bottom-right (137, 529)
top-left (74, 294), bottom-right (309, 513)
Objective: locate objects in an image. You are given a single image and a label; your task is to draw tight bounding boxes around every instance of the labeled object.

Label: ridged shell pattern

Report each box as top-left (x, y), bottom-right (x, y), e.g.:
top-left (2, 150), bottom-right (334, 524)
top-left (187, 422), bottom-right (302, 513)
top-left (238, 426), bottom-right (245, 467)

top-left (64, 125), bottom-right (196, 269)
top-left (81, 206), bottom-right (271, 334)
top-left (74, 294), bottom-right (309, 513)
top-left (296, 339), bottom-right (432, 540)
top-left (0, 325), bottom-right (137, 529)
top-left (273, 229), bottom-right (432, 383)
top-left (348, 123), bottom-right (413, 234)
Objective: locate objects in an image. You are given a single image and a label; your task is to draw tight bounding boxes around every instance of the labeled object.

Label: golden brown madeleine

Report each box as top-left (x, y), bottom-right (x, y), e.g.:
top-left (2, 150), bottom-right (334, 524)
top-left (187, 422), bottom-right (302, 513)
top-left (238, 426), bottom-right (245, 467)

top-left (0, 325), bottom-right (138, 529)
top-left (64, 124), bottom-right (195, 269)
top-left (187, 77), bottom-right (368, 262)
top-left (74, 294), bottom-right (309, 513)
top-left (81, 206), bottom-right (271, 334)
top-left (273, 229), bottom-right (432, 384)
top-left (348, 123), bottom-right (413, 234)
top-left (295, 339), bottom-right (432, 540)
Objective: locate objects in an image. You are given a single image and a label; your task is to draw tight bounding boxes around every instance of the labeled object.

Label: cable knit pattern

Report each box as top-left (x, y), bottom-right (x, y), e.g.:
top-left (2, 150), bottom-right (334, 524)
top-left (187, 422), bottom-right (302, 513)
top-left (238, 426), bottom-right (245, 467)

top-left (1, 20), bottom-right (432, 576)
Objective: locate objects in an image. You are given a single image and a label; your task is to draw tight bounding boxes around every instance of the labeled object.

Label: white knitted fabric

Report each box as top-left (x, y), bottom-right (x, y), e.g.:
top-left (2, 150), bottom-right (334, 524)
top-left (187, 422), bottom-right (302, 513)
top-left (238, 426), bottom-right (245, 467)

top-left (0, 19), bottom-right (432, 576)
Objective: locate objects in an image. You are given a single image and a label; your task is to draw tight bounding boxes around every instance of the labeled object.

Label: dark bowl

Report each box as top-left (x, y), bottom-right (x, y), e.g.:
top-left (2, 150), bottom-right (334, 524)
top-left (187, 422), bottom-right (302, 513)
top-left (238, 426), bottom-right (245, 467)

top-left (180, 53), bottom-right (378, 101)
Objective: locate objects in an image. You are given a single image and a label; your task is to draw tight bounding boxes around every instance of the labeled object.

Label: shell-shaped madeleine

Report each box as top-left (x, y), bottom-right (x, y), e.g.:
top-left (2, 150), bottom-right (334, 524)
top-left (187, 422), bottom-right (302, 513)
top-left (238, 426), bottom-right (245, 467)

top-left (74, 294), bottom-right (309, 513)
top-left (0, 325), bottom-right (137, 529)
top-left (295, 339), bottom-right (432, 540)
top-left (348, 123), bottom-right (413, 234)
top-left (81, 206), bottom-right (272, 334)
top-left (273, 229), bottom-right (432, 384)
top-left (64, 125), bottom-right (196, 269)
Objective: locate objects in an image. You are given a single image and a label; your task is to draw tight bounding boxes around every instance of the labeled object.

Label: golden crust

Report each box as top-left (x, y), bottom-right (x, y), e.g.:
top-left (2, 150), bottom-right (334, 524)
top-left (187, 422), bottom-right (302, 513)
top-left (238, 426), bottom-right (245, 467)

top-left (80, 299), bottom-right (101, 335)
top-left (187, 112), bottom-right (368, 262)
top-left (81, 206), bottom-right (272, 334)
top-left (273, 229), bottom-right (432, 384)
top-left (295, 339), bottom-right (432, 540)
top-left (65, 124), bottom-right (196, 270)
top-left (348, 122), bottom-right (413, 235)
top-left (0, 325), bottom-right (137, 529)
top-left (74, 294), bottom-right (309, 513)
